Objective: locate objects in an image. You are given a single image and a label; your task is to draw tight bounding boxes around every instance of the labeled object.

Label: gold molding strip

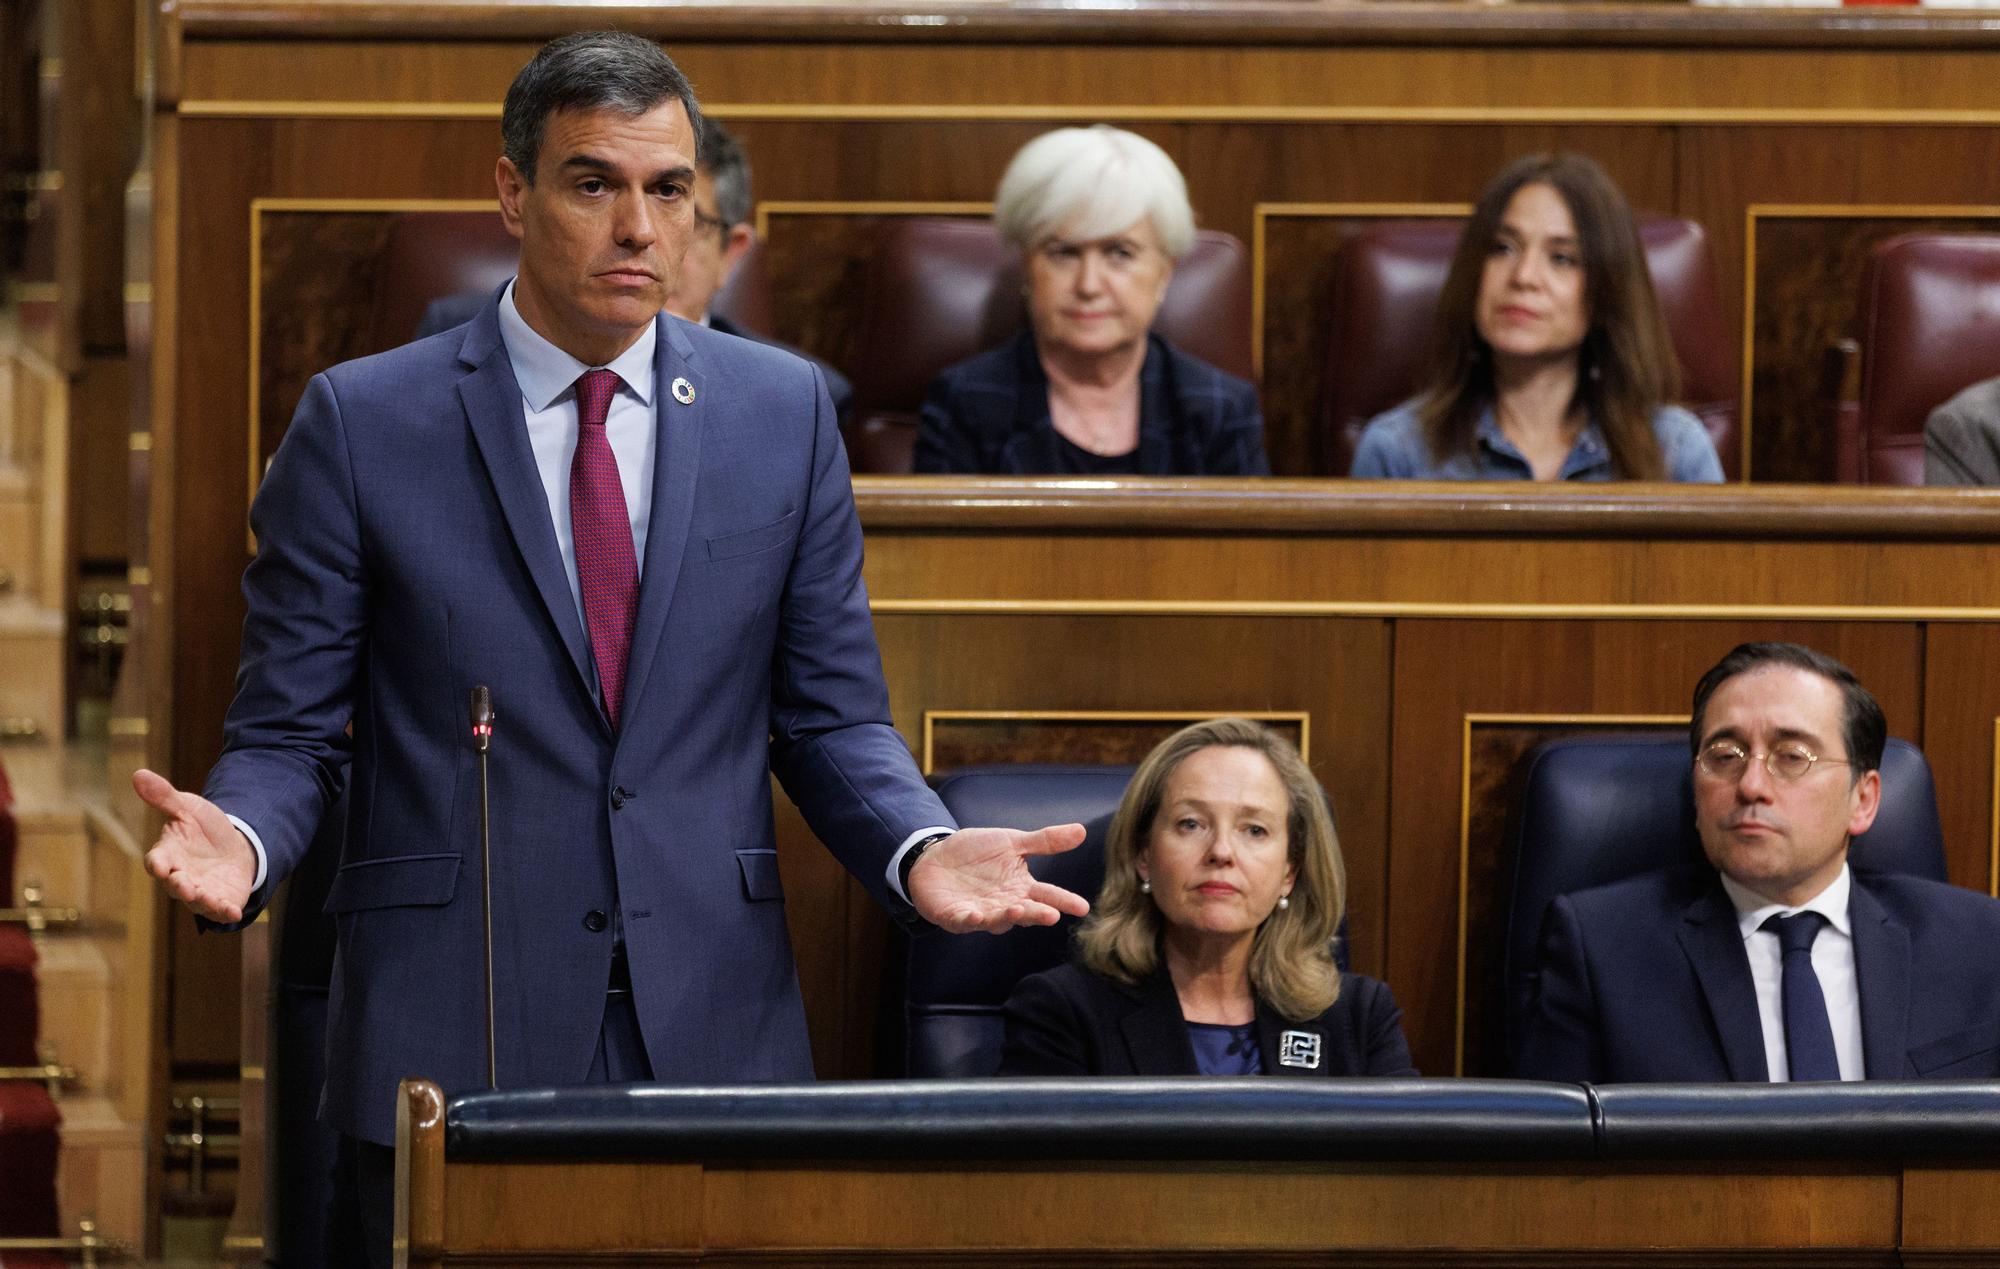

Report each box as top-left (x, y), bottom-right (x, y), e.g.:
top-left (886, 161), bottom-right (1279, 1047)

top-left (1454, 712), bottom-right (1688, 1076)
top-left (871, 598), bottom-right (2000, 622)
top-left (1740, 203), bottom-right (2000, 482)
top-left (920, 708), bottom-right (1309, 775)
top-left (11, 283), bottom-right (57, 303)
top-left (246, 197), bottom-right (505, 546)
top-left (182, 100), bottom-right (503, 119)
top-left (175, 101), bottom-right (2000, 127)
top-left (754, 199), bottom-right (990, 239)
top-left (1250, 201), bottom-right (1469, 381)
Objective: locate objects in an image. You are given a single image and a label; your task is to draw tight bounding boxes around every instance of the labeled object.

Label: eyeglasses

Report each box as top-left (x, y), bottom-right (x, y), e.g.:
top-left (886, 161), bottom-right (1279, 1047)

top-left (692, 207), bottom-right (731, 240)
top-left (1694, 740), bottom-right (1853, 783)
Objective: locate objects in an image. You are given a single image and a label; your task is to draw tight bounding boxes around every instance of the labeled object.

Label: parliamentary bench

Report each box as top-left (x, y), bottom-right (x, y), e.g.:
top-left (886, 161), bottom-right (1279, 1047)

top-left (394, 1076), bottom-right (2000, 1266)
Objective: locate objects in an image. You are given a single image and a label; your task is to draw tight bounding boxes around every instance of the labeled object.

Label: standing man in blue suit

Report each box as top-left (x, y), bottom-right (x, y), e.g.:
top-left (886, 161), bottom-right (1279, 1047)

top-left (132, 31), bottom-right (1087, 1263)
top-left (1519, 642), bottom-right (2000, 1083)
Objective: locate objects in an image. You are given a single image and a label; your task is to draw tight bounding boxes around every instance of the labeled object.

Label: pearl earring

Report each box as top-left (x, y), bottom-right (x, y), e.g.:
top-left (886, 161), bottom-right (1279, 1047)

top-left (1277, 894), bottom-right (1290, 911)
top-left (1140, 878), bottom-right (1151, 894)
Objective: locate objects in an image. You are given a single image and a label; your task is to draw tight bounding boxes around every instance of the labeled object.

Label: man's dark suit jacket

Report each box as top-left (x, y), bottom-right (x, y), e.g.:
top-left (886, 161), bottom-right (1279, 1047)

top-left (1517, 866), bottom-right (2000, 1082)
top-left (208, 296), bottom-right (947, 1145)
top-left (415, 290), bottom-right (854, 420)
top-left (1000, 960), bottom-right (1416, 1076)
top-left (913, 331), bottom-right (1269, 476)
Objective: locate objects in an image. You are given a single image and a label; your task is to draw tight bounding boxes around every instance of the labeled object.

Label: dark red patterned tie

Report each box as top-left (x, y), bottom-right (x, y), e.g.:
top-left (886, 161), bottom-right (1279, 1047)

top-left (570, 369), bottom-right (638, 728)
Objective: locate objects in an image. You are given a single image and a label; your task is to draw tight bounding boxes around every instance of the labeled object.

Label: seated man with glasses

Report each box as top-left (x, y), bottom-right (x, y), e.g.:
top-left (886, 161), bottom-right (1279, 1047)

top-left (1517, 641), bottom-right (2000, 1083)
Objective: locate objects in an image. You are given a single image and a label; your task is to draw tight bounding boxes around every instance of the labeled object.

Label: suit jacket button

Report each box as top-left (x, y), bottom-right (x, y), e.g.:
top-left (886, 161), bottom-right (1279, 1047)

top-left (583, 910), bottom-right (608, 933)
top-left (611, 786), bottom-right (631, 810)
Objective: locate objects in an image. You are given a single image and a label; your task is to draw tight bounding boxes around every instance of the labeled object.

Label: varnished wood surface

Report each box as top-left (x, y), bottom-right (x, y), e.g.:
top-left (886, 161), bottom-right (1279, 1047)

top-left (171, 1), bottom-right (2000, 51)
top-left (855, 477), bottom-right (2000, 539)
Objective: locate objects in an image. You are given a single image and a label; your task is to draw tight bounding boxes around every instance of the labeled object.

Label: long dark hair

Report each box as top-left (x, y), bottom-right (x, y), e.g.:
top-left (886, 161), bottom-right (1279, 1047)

top-left (1417, 153), bottom-right (1679, 480)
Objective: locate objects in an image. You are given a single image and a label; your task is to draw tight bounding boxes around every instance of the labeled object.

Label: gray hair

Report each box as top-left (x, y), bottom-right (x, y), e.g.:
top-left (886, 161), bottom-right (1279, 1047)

top-left (699, 115), bottom-right (752, 228)
top-left (993, 125), bottom-right (1195, 259)
top-left (501, 31), bottom-right (704, 184)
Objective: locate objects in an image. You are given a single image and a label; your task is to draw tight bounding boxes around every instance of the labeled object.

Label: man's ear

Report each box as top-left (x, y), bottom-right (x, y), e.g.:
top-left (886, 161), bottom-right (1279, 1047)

top-left (1846, 767), bottom-right (1882, 839)
top-left (718, 224), bottom-right (755, 283)
top-left (496, 157), bottom-right (529, 241)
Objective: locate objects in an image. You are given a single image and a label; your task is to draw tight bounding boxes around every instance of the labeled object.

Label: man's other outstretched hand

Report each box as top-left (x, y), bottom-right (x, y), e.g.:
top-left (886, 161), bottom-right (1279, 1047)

top-left (907, 823), bottom-right (1091, 934)
top-left (134, 768), bottom-right (257, 925)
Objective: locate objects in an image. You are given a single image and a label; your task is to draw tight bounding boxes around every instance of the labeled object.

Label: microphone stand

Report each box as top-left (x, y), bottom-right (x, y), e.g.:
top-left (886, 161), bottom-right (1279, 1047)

top-left (470, 685), bottom-right (497, 1089)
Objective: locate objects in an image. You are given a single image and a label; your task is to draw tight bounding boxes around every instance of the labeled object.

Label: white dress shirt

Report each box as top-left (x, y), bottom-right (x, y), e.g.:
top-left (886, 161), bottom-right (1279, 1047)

top-left (1721, 864), bottom-right (1866, 1081)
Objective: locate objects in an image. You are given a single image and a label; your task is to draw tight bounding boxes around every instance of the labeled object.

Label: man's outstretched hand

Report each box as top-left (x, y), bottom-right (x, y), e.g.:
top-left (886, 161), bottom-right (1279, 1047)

top-left (907, 823), bottom-right (1091, 934)
top-left (134, 768), bottom-right (257, 925)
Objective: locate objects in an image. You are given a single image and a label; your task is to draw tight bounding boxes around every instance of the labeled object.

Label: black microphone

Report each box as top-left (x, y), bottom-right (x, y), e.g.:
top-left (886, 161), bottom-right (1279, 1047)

top-left (470, 685), bottom-right (497, 1089)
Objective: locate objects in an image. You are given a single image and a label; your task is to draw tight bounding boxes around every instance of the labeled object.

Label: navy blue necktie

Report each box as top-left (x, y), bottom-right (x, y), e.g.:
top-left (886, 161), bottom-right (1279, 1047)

top-left (1763, 911), bottom-right (1841, 1081)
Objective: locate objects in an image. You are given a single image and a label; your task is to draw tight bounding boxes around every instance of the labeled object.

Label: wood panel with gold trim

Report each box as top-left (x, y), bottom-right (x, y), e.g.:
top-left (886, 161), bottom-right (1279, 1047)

top-left (921, 710), bottom-right (1308, 774)
top-left (1455, 713), bottom-right (1686, 1076)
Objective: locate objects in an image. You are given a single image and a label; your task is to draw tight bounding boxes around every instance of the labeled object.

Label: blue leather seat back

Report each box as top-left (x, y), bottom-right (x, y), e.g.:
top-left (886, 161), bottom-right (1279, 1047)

top-left (908, 765), bottom-right (1135, 1078)
top-left (1500, 734), bottom-right (1946, 1070)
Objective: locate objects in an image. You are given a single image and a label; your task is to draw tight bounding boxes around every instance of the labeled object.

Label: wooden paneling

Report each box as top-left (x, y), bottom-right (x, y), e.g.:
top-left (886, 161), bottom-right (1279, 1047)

top-left (1919, 624), bottom-right (2000, 896)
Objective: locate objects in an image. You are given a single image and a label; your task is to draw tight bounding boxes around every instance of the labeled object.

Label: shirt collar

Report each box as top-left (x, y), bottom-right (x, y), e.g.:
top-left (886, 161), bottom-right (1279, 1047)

top-left (1722, 862), bottom-right (1854, 941)
top-left (497, 279), bottom-right (657, 412)
top-left (1473, 406), bottom-right (1610, 476)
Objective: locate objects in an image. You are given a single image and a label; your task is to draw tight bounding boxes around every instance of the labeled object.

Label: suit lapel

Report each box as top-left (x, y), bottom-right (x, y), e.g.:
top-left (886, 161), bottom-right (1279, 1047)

top-left (1676, 884), bottom-right (1769, 1081)
top-left (455, 314), bottom-right (599, 713)
top-left (1849, 877), bottom-right (1912, 1079)
top-left (1119, 969), bottom-right (1198, 1075)
top-left (618, 316), bottom-right (705, 724)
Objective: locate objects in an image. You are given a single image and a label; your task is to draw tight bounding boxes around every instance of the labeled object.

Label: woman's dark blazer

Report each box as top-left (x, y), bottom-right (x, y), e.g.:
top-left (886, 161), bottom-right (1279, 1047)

top-left (1000, 960), bottom-right (1418, 1077)
top-left (913, 330), bottom-right (1270, 476)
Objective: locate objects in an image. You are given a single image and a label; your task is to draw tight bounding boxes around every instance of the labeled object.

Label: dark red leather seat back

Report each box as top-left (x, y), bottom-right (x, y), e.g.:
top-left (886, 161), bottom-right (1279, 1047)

top-left (1844, 234), bottom-right (2000, 486)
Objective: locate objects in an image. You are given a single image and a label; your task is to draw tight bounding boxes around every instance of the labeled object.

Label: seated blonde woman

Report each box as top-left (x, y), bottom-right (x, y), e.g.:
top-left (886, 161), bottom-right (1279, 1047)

top-left (1001, 718), bottom-right (1414, 1077)
top-left (913, 126), bottom-right (1268, 476)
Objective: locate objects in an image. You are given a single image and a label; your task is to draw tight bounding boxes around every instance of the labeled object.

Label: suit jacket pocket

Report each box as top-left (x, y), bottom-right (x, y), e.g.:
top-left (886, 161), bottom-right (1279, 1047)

top-left (323, 852), bottom-right (462, 913)
top-left (736, 848), bottom-right (784, 902)
top-left (1909, 1019), bottom-right (2000, 1077)
top-left (707, 511), bottom-right (797, 561)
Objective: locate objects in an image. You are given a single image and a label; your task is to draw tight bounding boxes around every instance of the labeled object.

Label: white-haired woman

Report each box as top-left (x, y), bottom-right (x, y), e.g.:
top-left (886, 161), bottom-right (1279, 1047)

top-left (1000, 718), bottom-right (1415, 1077)
top-left (913, 126), bottom-right (1269, 475)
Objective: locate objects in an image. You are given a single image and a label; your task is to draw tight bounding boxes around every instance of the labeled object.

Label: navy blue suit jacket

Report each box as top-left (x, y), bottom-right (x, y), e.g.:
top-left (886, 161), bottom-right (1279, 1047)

top-left (1000, 960), bottom-right (1416, 1077)
top-left (206, 298), bottom-right (949, 1144)
top-left (913, 331), bottom-right (1269, 476)
top-left (1517, 866), bottom-right (2000, 1082)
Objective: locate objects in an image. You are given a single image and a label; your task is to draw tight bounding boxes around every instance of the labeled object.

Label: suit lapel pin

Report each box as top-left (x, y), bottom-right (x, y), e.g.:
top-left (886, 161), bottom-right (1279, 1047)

top-left (671, 376), bottom-right (696, 406)
top-left (1278, 1030), bottom-right (1322, 1070)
